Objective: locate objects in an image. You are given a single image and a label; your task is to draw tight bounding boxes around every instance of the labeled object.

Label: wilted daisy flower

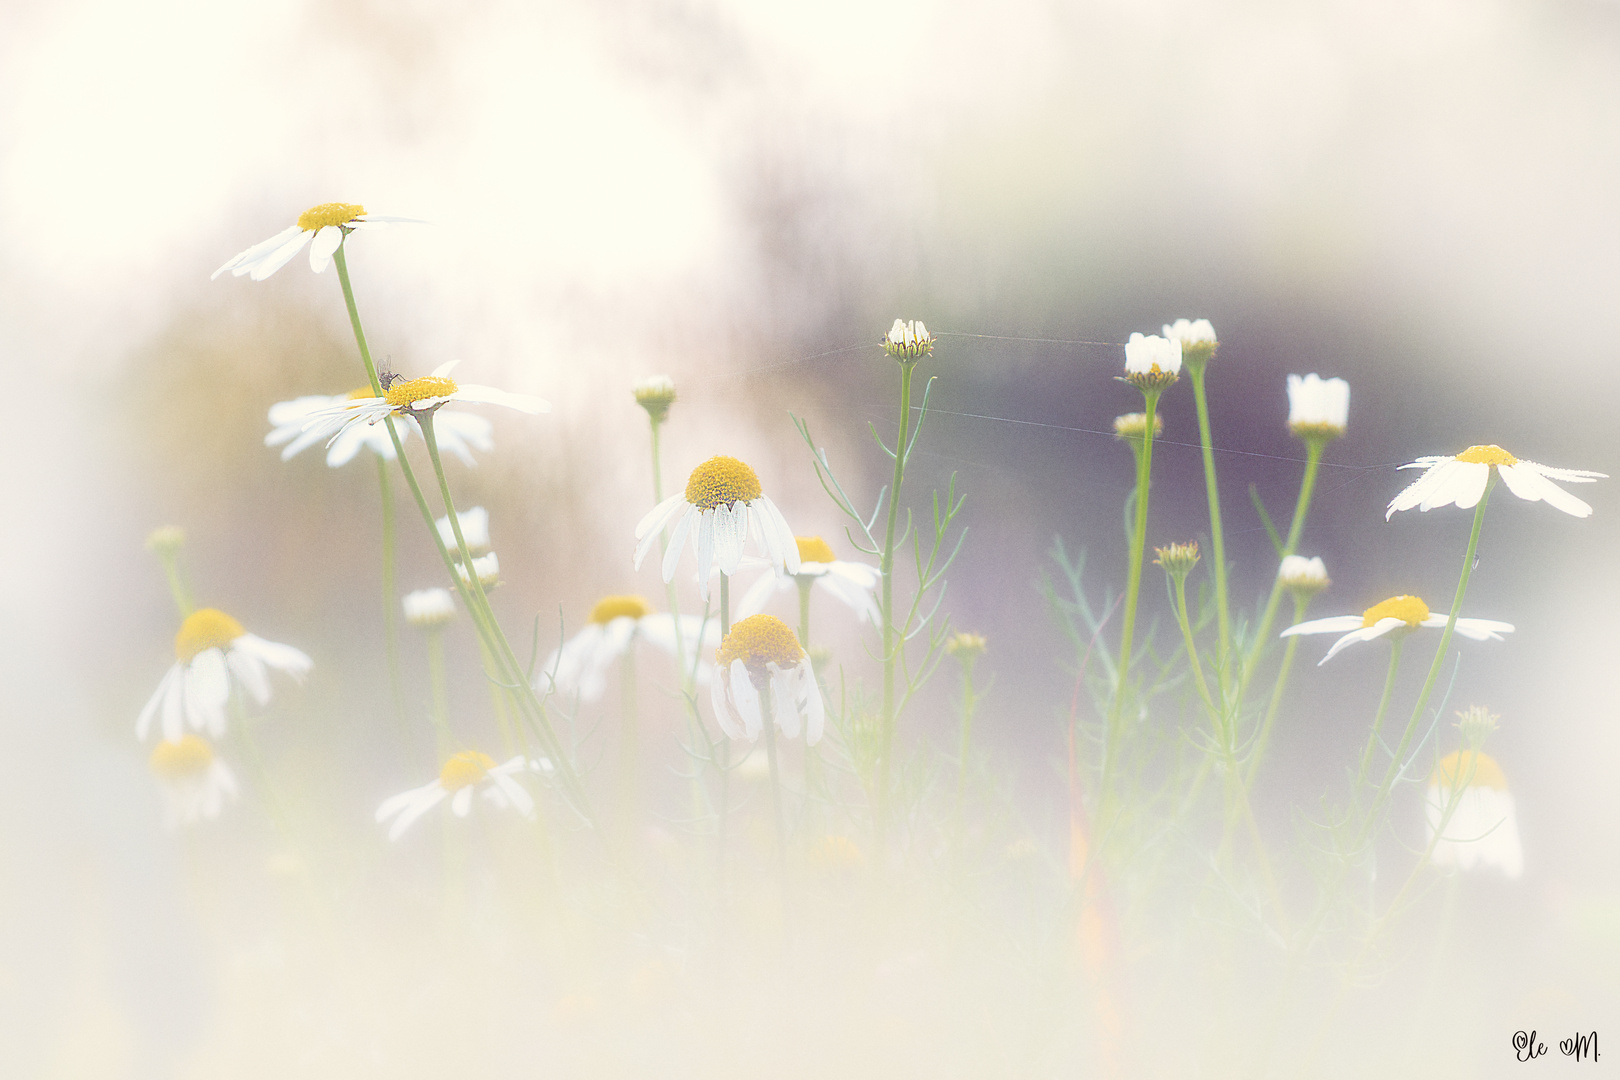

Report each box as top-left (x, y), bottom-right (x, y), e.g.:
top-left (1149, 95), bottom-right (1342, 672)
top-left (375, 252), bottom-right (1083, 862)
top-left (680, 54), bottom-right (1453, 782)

top-left (1281, 593), bottom-right (1513, 665)
top-left (436, 506), bottom-right (491, 554)
top-left (149, 735), bottom-right (239, 827)
top-left (1386, 444), bottom-right (1607, 520)
top-left (138, 608), bottom-right (312, 741)
top-left (212, 202), bottom-right (423, 282)
top-left (453, 552), bottom-right (500, 588)
top-left (633, 456), bottom-right (798, 601)
top-left (374, 751), bottom-right (538, 841)
top-left (1162, 319), bottom-right (1217, 366)
top-left (402, 588), bottom-right (455, 629)
top-left (1112, 412), bottom-right (1164, 441)
top-left (1426, 750), bottom-right (1523, 878)
top-left (1286, 374), bottom-right (1350, 440)
top-left (710, 614), bottom-right (825, 744)
top-left (540, 595), bottom-right (719, 701)
top-left (1277, 555), bottom-right (1330, 598)
top-left (266, 390), bottom-right (493, 467)
top-left (298, 361), bottom-right (548, 452)
top-left (1123, 332), bottom-right (1181, 391)
top-left (634, 375), bottom-right (677, 422)
top-left (735, 537), bottom-right (881, 625)
top-left (882, 319), bottom-right (933, 362)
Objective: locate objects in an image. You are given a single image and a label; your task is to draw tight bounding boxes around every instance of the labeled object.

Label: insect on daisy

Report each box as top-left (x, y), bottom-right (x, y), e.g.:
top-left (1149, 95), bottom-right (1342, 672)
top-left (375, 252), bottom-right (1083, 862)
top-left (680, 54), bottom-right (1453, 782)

top-left (1280, 593), bottom-right (1513, 665)
top-left (298, 361), bottom-right (548, 450)
top-left (1426, 749), bottom-right (1523, 878)
top-left (735, 536), bottom-right (882, 626)
top-left (541, 595), bottom-right (719, 701)
top-left (1386, 444), bottom-right (1607, 519)
top-left (633, 456), bottom-right (799, 601)
top-left (374, 751), bottom-right (541, 841)
top-left (212, 202), bottom-right (423, 282)
top-left (149, 734), bottom-right (239, 827)
top-left (266, 390), bottom-right (493, 467)
top-left (137, 608), bottom-right (312, 741)
top-left (710, 614), bottom-right (825, 744)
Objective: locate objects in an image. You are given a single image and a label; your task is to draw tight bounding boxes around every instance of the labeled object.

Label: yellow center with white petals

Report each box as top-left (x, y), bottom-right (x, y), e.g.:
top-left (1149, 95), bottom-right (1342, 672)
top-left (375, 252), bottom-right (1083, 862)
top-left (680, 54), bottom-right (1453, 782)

top-left (297, 202), bottom-right (366, 231)
top-left (175, 608), bottom-right (245, 663)
top-left (439, 750), bottom-right (496, 791)
top-left (716, 614), bottom-right (803, 671)
top-left (1361, 594), bottom-right (1429, 628)
top-left (1455, 444), bottom-right (1518, 466)
top-left (684, 456), bottom-right (763, 511)
top-left (385, 376), bottom-right (457, 409)
top-left (1432, 750), bottom-right (1508, 790)
top-left (149, 734), bottom-right (214, 780)
top-left (796, 536), bottom-right (835, 564)
top-left (347, 386), bottom-right (379, 400)
top-left (589, 595), bottom-right (651, 624)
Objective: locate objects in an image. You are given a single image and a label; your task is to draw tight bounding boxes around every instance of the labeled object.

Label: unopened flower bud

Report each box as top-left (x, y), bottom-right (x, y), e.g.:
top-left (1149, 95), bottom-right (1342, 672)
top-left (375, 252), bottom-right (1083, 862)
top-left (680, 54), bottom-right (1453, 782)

top-left (454, 551), bottom-right (501, 588)
top-left (882, 318), bottom-right (933, 362)
top-left (145, 526), bottom-right (186, 557)
top-left (1162, 318), bottom-right (1217, 369)
top-left (1277, 555), bottom-right (1330, 598)
top-left (1113, 412), bottom-right (1164, 442)
top-left (945, 632), bottom-right (987, 660)
top-left (436, 507), bottom-right (490, 555)
top-left (1454, 705), bottom-right (1501, 750)
top-left (1287, 374), bottom-right (1349, 441)
top-left (633, 375), bottom-right (677, 423)
top-left (1153, 540), bottom-right (1200, 580)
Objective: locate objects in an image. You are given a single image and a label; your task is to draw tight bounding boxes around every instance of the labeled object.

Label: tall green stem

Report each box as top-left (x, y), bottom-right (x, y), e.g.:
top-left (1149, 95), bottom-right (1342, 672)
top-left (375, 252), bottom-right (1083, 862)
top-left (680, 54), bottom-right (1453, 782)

top-left (1355, 638), bottom-right (1406, 788)
top-left (1246, 594), bottom-right (1309, 786)
top-left (1187, 365), bottom-right (1231, 679)
top-left (377, 456), bottom-right (407, 730)
top-left (649, 415), bottom-right (691, 689)
top-left (1241, 437), bottom-right (1325, 695)
top-left (1103, 387), bottom-right (1160, 801)
top-left (878, 361), bottom-right (917, 845)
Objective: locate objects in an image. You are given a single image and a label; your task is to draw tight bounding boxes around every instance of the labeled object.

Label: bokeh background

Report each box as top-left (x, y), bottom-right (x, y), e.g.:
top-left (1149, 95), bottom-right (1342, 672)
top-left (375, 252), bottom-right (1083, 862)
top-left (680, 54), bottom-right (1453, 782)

top-left (2, 0), bottom-right (1618, 1076)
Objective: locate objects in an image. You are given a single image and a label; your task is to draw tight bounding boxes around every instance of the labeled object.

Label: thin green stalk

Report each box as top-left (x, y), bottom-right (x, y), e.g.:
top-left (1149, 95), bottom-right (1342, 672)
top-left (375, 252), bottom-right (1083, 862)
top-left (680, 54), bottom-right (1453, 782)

top-left (797, 577), bottom-right (813, 650)
top-left (649, 414), bottom-right (691, 690)
top-left (1241, 436), bottom-right (1326, 695)
top-left (1187, 364), bottom-right (1231, 678)
top-left (1103, 387), bottom-right (1161, 801)
top-left (1170, 573), bottom-right (1219, 725)
top-left (425, 628), bottom-right (452, 758)
top-left (157, 553), bottom-right (195, 618)
top-left (761, 688), bottom-right (786, 857)
top-left (953, 657), bottom-right (980, 834)
top-left (377, 456), bottom-right (407, 731)
top-left (878, 361), bottom-right (917, 844)
top-left (1355, 638), bottom-right (1406, 787)
top-left (1246, 594), bottom-right (1308, 786)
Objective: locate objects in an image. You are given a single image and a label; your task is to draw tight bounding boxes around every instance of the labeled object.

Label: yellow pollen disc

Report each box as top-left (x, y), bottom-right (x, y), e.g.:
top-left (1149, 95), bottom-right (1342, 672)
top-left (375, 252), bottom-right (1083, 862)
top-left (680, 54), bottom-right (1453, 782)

top-left (296, 202), bottom-right (366, 231)
top-left (684, 456), bottom-right (763, 510)
top-left (346, 386), bottom-right (379, 400)
top-left (385, 375), bottom-right (458, 409)
top-left (589, 595), bottom-right (652, 624)
top-left (149, 735), bottom-right (214, 779)
top-left (1455, 444), bottom-right (1518, 467)
top-left (439, 750), bottom-right (496, 791)
top-left (175, 608), bottom-right (246, 663)
top-left (716, 614), bottom-right (803, 670)
top-left (1361, 594), bottom-right (1430, 628)
top-left (796, 536), bottom-right (836, 564)
top-left (1432, 750), bottom-right (1508, 790)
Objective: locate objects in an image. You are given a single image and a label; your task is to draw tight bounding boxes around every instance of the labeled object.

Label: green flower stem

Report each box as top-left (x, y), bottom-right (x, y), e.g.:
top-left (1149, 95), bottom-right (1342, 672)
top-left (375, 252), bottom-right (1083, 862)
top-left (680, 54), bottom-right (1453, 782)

top-left (425, 628), bottom-right (453, 759)
top-left (333, 245), bottom-right (384, 396)
top-left (156, 551), bottom-right (195, 618)
top-left (1245, 594), bottom-right (1309, 787)
top-left (1355, 638), bottom-right (1406, 789)
top-left (1187, 363), bottom-right (1232, 680)
top-left (797, 578), bottom-right (813, 650)
top-left (376, 456), bottom-right (407, 731)
top-left (1241, 436), bottom-right (1326, 696)
top-left (878, 360), bottom-right (918, 844)
top-left (760, 686), bottom-right (786, 857)
top-left (1170, 573), bottom-right (1220, 727)
top-left (1103, 386), bottom-right (1161, 801)
top-left (953, 656), bottom-right (980, 837)
top-left (476, 635), bottom-right (521, 758)
top-left (648, 413), bottom-right (692, 690)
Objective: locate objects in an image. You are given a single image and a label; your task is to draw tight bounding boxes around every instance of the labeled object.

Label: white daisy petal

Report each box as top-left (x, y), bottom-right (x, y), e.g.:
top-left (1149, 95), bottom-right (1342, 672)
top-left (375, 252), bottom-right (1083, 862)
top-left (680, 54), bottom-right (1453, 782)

top-left (1500, 462), bottom-right (1593, 517)
top-left (247, 230), bottom-right (313, 281)
top-left (308, 225), bottom-right (344, 273)
top-left (212, 225), bottom-right (303, 279)
top-left (450, 385), bottom-right (550, 413)
top-left (1280, 615), bottom-right (1365, 637)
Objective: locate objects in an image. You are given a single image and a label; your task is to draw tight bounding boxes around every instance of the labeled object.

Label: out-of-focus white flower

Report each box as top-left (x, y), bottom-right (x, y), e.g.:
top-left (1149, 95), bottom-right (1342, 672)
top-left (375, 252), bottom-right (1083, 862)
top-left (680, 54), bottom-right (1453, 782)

top-left (539, 595), bottom-right (720, 701)
top-left (735, 536), bottom-right (881, 626)
top-left (1162, 319), bottom-right (1217, 367)
top-left (149, 734), bottom-right (238, 827)
top-left (374, 752), bottom-right (540, 841)
top-left (882, 319), bottom-right (933, 361)
top-left (634, 455), bottom-right (798, 601)
top-left (267, 390), bottom-right (493, 467)
top-left (1426, 750), bottom-right (1523, 878)
top-left (1112, 412), bottom-right (1164, 440)
top-left (402, 588), bottom-right (456, 629)
top-left (1386, 444), bottom-right (1606, 520)
top-left (297, 361), bottom-right (547, 453)
top-left (453, 552), bottom-right (500, 588)
top-left (212, 202), bottom-right (423, 282)
top-left (633, 375), bottom-right (677, 422)
top-left (709, 614), bottom-right (824, 745)
top-left (1286, 374), bottom-right (1349, 439)
top-left (1277, 555), bottom-right (1330, 597)
top-left (138, 609), bottom-right (312, 741)
top-left (436, 506), bottom-right (491, 554)
top-left (1123, 332), bottom-right (1181, 390)
top-left (1280, 593), bottom-right (1513, 665)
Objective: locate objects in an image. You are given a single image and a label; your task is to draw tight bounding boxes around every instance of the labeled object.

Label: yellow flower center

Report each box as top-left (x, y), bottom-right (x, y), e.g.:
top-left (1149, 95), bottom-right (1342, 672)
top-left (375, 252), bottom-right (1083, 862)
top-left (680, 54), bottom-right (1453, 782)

top-left (385, 375), bottom-right (458, 409)
top-left (811, 835), bottom-right (864, 867)
top-left (149, 735), bottom-right (214, 780)
top-left (795, 536), bottom-right (836, 564)
top-left (715, 614), bottom-right (803, 671)
top-left (296, 202), bottom-right (366, 231)
top-left (1432, 750), bottom-right (1508, 790)
top-left (589, 595), bottom-right (652, 624)
top-left (439, 750), bottom-right (496, 791)
top-left (175, 608), bottom-right (245, 663)
top-left (1361, 594), bottom-right (1430, 628)
top-left (347, 386), bottom-right (379, 400)
top-left (1454, 444), bottom-right (1518, 467)
top-left (684, 456), bottom-right (763, 511)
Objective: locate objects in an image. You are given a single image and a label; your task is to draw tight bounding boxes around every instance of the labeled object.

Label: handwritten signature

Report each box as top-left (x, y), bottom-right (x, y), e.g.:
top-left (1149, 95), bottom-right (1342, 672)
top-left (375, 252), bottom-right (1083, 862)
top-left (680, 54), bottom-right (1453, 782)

top-left (1514, 1030), bottom-right (1598, 1062)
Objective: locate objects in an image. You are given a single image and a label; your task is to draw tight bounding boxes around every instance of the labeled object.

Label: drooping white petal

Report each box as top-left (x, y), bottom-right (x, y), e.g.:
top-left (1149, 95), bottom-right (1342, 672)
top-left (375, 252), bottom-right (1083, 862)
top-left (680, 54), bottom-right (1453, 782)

top-left (138, 664), bottom-right (180, 740)
top-left (695, 507), bottom-right (719, 587)
top-left (213, 225), bottom-right (304, 279)
top-left (1499, 463), bottom-right (1594, 517)
top-left (226, 646), bottom-right (272, 705)
top-left (800, 660), bottom-right (825, 746)
top-left (1386, 460), bottom-right (1457, 519)
top-left (234, 634), bottom-right (313, 680)
top-left (307, 225), bottom-right (344, 273)
top-left (449, 385), bottom-right (550, 414)
top-left (1280, 615), bottom-right (1365, 637)
top-left (711, 666), bottom-right (743, 739)
top-left (247, 230), bottom-right (314, 281)
top-left (450, 786), bottom-right (474, 817)
top-left (185, 651), bottom-right (232, 735)
top-left (1445, 461), bottom-right (1491, 511)
top-left (769, 667), bottom-right (800, 739)
top-left (1318, 620), bottom-right (1404, 664)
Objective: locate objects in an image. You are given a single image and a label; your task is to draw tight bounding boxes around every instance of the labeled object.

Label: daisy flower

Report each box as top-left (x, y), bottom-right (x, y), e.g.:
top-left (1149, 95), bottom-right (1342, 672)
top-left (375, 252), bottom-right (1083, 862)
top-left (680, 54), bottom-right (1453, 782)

top-left (137, 608), bottom-right (312, 741)
top-left (540, 595), bottom-right (719, 701)
top-left (299, 361), bottom-right (548, 451)
top-left (735, 536), bottom-right (881, 626)
top-left (633, 455), bottom-right (798, 601)
top-left (374, 751), bottom-right (539, 841)
top-left (1162, 318), bottom-right (1217, 366)
top-left (266, 390), bottom-right (493, 467)
top-left (211, 202), bottom-right (422, 282)
top-left (882, 319), bottom-right (934, 362)
top-left (1386, 444), bottom-right (1607, 520)
top-left (402, 588), bottom-right (456, 629)
top-left (1286, 373), bottom-right (1349, 440)
top-left (454, 552), bottom-right (501, 588)
top-left (1426, 750), bottom-right (1523, 878)
top-left (1277, 555), bottom-right (1330, 598)
top-left (436, 506), bottom-right (491, 553)
top-left (1280, 593), bottom-right (1513, 665)
top-left (1122, 332), bottom-right (1181, 391)
top-left (149, 735), bottom-right (239, 827)
top-left (709, 614), bottom-right (825, 745)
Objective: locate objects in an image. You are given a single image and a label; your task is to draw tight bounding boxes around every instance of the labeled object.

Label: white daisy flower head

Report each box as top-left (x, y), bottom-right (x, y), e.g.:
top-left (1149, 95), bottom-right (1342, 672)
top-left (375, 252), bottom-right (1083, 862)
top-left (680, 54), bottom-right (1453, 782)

top-left (297, 361), bottom-right (548, 455)
top-left (436, 506), bottom-right (491, 554)
top-left (1162, 318), bottom-right (1217, 367)
top-left (402, 588), bottom-right (456, 630)
top-left (540, 595), bottom-right (720, 702)
top-left (633, 455), bottom-right (799, 601)
top-left (709, 614), bottom-right (824, 745)
top-left (454, 551), bottom-right (501, 589)
top-left (882, 319), bottom-right (933, 363)
top-left (1123, 332), bottom-right (1182, 391)
top-left (735, 536), bottom-right (881, 626)
top-left (374, 751), bottom-right (538, 842)
top-left (1277, 555), bottom-right (1330, 598)
top-left (138, 608), bottom-right (312, 741)
top-left (945, 631), bottom-right (987, 661)
top-left (634, 375), bottom-right (678, 423)
top-left (1286, 374), bottom-right (1349, 441)
top-left (1386, 444), bottom-right (1607, 520)
top-left (212, 202), bottom-right (424, 282)
top-left (266, 389), bottom-right (494, 468)
top-left (1112, 412), bottom-right (1164, 442)
top-left (1280, 593), bottom-right (1513, 666)
top-left (149, 734), bottom-right (239, 828)
top-left (1426, 750), bottom-right (1523, 878)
